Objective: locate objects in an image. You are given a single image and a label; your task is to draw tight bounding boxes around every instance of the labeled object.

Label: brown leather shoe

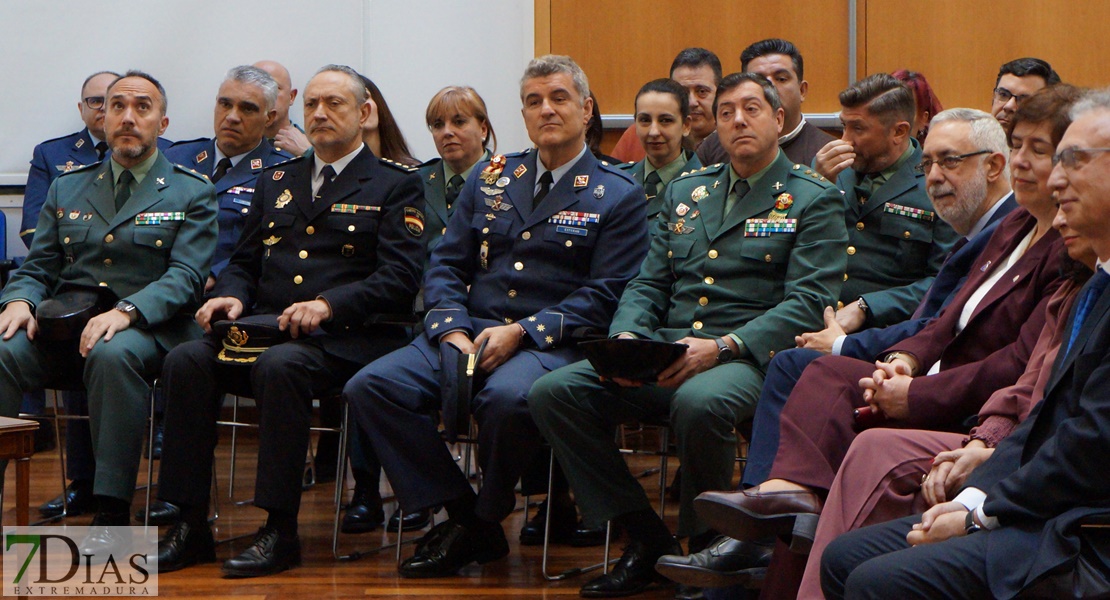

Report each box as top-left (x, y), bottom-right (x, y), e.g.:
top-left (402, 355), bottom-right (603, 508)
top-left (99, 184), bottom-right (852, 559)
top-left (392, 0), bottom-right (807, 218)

top-left (693, 488), bottom-right (822, 547)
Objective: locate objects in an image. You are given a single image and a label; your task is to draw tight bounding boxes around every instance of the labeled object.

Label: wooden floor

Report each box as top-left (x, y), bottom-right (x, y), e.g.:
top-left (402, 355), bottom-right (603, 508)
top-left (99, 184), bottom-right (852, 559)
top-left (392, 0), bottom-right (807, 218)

top-left (1, 421), bottom-right (691, 599)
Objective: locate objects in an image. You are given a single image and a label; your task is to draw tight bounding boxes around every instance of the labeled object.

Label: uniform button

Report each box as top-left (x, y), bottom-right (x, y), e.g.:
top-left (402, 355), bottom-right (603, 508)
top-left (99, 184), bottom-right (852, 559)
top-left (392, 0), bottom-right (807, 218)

top-left (64, 236), bottom-right (71, 244)
top-left (241, 208), bottom-right (249, 214)
top-left (837, 301), bottom-right (845, 310)
top-left (769, 350), bottom-right (776, 358)
top-left (155, 240), bottom-right (163, 247)
top-left (508, 289), bottom-right (517, 298)
top-left (514, 262), bottom-right (524, 271)
top-left (847, 246), bottom-right (856, 255)
top-left (504, 317), bottom-right (514, 324)
top-left (704, 276), bottom-right (714, 285)
top-left (104, 234), bottom-right (114, 243)
top-left (294, 275), bottom-right (303, 284)
top-left (103, 258), bottom-right (112, 266)
top-left (348, 225), bottom-right (356, 232)
top-left (708, 249), bottom-right (719, 259)
top-left (99, 282), bottom-right (108, 287)
top-left (565, 240), bottom-right (573, 247)
top-left (692, 321), bottom-right (703, 330)
top-left (447, 203), bottom-right (452, 210)
top-left (667, 250), bottom-right (673, 258)
top-left (522, 231), bottom-right (531, 240)
top-left (441, 227), bottom-right (447, 235)
top-left (306, 226), bottom-right (315, 235)
top-left (903, 230), bottom-right (911, 239)
top-left (699, 297), bottom-right (708, 306)
top-left (856, 222), bottom-right (864, 231)
top-left (299, 250), bottom-right (308, 259)
top-left (764, 254), bottom-right (773, 262)
top-left (843, 273), bottom-right (849, 281)
top-left (268, 221), bottom-right (275, 228)
top-left (482, 227), bottom-right (490, 234)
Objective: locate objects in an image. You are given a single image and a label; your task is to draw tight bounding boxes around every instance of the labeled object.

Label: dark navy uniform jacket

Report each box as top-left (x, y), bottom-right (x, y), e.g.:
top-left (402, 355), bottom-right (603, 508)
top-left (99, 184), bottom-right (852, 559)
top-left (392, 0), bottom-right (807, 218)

top-left (213, 146), bottom-right (425, 364)
top-left (22, 128), bottom-right (172, 247)
top-left (422, 148), bottom-right (649, 369)
top-left (164, 138), bottom-right (292, 276)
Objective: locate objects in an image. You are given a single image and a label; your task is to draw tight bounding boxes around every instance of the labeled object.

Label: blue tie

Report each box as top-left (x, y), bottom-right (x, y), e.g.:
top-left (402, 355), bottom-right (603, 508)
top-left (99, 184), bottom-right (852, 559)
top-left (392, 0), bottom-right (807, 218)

top-left (1067, 270), bottom-right (1110, 354)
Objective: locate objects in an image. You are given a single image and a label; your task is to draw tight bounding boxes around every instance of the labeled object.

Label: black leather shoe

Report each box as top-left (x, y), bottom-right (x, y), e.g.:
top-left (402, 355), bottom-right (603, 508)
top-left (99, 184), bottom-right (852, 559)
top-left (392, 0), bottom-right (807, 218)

top-left (134, 499), bottom-right (181, 526)
top-left (571, 520), bottom-right (617, 547)
top-left (674, 583), bottom-right (705, 600)
top-left (222, 527), bottom-right (301, 578)
top-left (653, 535), bottom-right (772, 588)
top-left (39, 480), bottom-right (94, 517)
top-left (387, 507), bottom-right (434, 532)
top-left (341, 487), bottom-right (385, 534)
top-left (157, 520), bottom-right (216, 572)
top-left (76, 511), bottom-right (132, 563)
top-left (399, 519), bottom-right (509, 578)
top-left (519, 498), bottom-right (577, 545)
top-left (144, 421), bottom-right (164, 460)
top-left (581, 537), bottom-right (682, 597)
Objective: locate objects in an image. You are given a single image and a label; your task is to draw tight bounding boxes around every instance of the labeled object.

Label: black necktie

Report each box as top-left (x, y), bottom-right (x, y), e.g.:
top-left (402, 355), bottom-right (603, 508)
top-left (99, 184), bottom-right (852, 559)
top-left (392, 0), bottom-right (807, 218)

top-left (1067, 270), bottom-right (1110, 354)
top-left (644, 170), bottom-right (662, 202)
top-left (533, 171), bottom-right (553, 210)
top-left (115, 170), bottom-right (134, 211)
top-left (212, 157), bottom-right (232, 183)
top-left (445, 174), bottom-right (464, 209)
top-left (315, 165), bottom-right (337, 202)
top-left (95, 141), bottom-right (109, 162)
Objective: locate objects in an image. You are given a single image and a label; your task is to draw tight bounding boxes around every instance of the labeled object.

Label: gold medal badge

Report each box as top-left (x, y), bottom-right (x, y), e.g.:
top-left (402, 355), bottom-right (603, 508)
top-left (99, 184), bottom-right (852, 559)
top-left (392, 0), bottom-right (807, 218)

top-left (769, 193), bottom-right (794, 222)
top-left (275, 189), bottom-right (293, 209)
top-left (480, 155), bottom-right (507, 185)
top-left (691, 185), bottom-right (709, 202)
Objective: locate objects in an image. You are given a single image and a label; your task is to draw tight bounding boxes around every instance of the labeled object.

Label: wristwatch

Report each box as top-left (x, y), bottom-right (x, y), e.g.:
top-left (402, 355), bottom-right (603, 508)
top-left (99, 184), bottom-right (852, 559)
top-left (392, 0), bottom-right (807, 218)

top-left (114, 300), bottom-right (139, 324)
top-left (715, 337), bottom-right (734, 364)
top-left (964, 510), bottom-right (983, 535)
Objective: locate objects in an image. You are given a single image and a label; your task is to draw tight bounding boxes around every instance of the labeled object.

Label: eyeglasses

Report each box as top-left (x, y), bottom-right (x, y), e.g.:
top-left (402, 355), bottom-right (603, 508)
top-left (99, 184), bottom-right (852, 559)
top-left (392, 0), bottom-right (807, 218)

top-left (1052, 147), bottom-right (1110, 170)
top-left (993, 87), bottom-right (1029, 105)
top-left (915, 150), bottom-right (991, 173)
top-left (82, 96), bottom-right (105, 110)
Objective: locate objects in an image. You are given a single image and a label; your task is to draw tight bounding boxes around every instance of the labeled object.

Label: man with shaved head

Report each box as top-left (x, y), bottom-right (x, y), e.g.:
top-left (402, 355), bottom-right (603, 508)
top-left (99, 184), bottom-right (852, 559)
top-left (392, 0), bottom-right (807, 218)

top-left (254, 60), bottom-right (310, 156)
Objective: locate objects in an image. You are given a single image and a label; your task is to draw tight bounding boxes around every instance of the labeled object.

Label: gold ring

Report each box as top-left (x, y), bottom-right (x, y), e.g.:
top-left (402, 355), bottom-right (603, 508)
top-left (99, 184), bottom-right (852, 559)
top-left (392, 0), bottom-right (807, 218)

top-left (921, 473), bottom-right (929, 484)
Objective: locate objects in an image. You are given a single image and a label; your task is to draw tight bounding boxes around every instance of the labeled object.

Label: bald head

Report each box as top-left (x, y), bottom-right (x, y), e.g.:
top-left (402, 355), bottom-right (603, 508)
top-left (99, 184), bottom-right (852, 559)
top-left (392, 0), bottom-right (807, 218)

top-left (253, 60), bottom-right (296, 137)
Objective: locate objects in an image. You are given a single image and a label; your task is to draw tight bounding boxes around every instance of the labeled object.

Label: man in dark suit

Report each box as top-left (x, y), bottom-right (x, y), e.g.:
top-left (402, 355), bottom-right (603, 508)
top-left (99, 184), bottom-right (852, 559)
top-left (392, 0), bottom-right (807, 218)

top-left (821, 90), bottom-right (1110, 600)
top-left (344, 55), bottom-right (649, 578)
top-left (152, 64), bottom-right (425, 577)
top-left (165, 65), bottom-right (293, 287)
top-left (0, 71), bottom-right (217, 549)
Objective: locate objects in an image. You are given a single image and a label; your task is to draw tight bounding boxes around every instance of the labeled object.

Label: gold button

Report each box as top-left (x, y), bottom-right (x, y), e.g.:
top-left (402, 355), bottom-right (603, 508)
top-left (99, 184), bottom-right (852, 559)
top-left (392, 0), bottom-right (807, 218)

top-left (856, 222), bottom-right (864, 231)
top-left (769, 350), bottom-right (775, 358)
top-left (306, 226), bottom-right (315, 235)
top-left (514, 262), bottom-right (524, 271)
top-left (565, 240), bottom-right (573, 247)
top-left (508, 289), bottom-right (517, 298)
top-left (268, 221), bottom-right (275, 228)
top-left (242, 208), bottom-right (249, 214)
top-left (103, 258), bottom-right (112, 266)
top-left (64, 236), bottom-right (71, 244)
top-left (504, 317), bottom-right (514, 324)
top-left (704, 276), bottom-right (714, 285)
top-left (699, 297), bottom-right (708, 306)
top-left (847, 246), bottom-right (856, 255)
top-left (667, 250), bottom-right (673, 258)
top-left (837, 301), bottom-right (845, 310)
top-left (294, 275), bottom-right (303, 284)
top-left (348, 225), bottom-right (356, 232)
top-left (764, 254), bottom-right (773, 262)
top-left (522, 231), bottom-right (531, 240)
top-left (299, 250), bottom-right (308, 259)
top-left (155, 239), bottom-right (163, 247)
top-left (708, 249), bottom-right (719, 259)
top-left (99, 282), bottom-right (108, 287)
top-left (692, 321), bottom-right (703, 330)
top-left (482, 227), bottom-right (490, 234)
top-left (441, 227), bottom-right (447, 235)
top-left (843, 273), bottom-right (849, 281)
top-left (903, 230), bottom-right (911, 239)
top-left (104, 234), bottom-right (114, 243)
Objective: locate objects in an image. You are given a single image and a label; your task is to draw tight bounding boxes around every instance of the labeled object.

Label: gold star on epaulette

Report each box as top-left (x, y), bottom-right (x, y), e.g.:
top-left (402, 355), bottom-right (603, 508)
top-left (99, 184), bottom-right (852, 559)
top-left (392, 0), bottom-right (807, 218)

top-left (681, 171), bottom-right (689, 177)
top-left (445, 317), bottom-right (453, 323)
top-left (528, 316), bottom-right (537, 322)
top-left (430, 323), bottom-right (439, 330)
top-left (793, 164), bottom-right (801, 170)
top-left (545, 336), bottom-right (554, 344)
top-left (536, 324), bottom-right (546, 332)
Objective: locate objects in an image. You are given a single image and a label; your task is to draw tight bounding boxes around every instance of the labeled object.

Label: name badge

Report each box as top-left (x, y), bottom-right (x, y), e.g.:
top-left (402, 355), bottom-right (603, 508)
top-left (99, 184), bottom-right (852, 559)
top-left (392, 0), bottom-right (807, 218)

top-left (556, 225), bottom-right (588, 237)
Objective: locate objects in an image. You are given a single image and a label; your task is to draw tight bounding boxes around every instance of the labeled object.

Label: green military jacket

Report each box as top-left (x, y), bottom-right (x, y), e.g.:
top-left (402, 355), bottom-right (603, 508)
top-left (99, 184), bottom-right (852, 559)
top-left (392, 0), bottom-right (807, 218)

top-left (609, 151), bottom-right (848, 368)
top-left (619, 151), bottom-right (702, 220)
top-left (3, 153), bottom-right (218, 350)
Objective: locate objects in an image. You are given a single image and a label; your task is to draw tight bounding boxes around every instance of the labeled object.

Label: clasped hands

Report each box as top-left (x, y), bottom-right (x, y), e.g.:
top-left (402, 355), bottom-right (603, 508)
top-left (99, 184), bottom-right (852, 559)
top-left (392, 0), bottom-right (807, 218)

top-left (442, 324), bottom-right (524, 373)
top-left (195, 296), bottom-right (332, 338)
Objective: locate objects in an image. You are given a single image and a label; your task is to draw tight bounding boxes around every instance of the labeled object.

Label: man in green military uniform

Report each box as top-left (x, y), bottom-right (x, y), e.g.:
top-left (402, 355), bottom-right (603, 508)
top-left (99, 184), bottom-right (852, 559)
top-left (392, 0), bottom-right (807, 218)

top-left (0, 71), bottom-right (216, 552)
top-left (528, 72), bottom-right (847, 598)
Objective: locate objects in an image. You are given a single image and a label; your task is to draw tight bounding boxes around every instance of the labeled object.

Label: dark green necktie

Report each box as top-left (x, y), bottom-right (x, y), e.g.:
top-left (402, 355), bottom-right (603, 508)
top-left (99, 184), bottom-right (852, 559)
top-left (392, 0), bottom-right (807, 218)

top-left (445, 174), bottom-right (464, 209)
top-left (644, 170), bottom-right (662, 201)
top-left (115, 169), bottom-right (134, 211)
top-left (726, 178), bottom-right (749, 218)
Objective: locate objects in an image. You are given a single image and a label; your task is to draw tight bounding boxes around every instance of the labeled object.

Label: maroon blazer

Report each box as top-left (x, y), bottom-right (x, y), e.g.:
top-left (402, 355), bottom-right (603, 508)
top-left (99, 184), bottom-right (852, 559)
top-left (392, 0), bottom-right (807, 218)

top-left (887, 208), bottom-right (1066, 427)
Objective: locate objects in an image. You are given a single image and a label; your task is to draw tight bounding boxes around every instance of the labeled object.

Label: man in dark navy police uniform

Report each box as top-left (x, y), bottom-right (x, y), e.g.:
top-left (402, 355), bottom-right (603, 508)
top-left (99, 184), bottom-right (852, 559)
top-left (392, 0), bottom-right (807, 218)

top-left (152, 64), bottom-right (425, 577)
top-left (344, 55), bottom-right (650, 577)
top-left (165, 65), bottom-right (293, 288)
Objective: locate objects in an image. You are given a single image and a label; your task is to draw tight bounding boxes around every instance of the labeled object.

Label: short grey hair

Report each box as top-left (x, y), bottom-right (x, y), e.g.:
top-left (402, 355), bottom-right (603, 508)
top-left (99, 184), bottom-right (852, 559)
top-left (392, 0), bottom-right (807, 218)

top-left (225, 65), bottom-right (278, 111)
top-left (1070, 87), bottom-right (1110, 121)
top-left (314, 64), bottom-right (369, 104)
top-left (930, 107), bottom-right (1010, 181)
top-left (520, 55), bottom-right (589, 102)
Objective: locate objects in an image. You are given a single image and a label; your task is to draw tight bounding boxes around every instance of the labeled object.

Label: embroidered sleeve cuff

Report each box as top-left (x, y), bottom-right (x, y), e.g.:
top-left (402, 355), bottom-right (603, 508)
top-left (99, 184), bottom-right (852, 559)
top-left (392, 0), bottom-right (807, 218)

top-left (953, 487), bottom-right (987, 512)
top-left (520, 311), bottom-right (564, 350)
top-left (832, 334), bottom-right (848, 356)
top-left (424, 308), bottom-right (468, 337)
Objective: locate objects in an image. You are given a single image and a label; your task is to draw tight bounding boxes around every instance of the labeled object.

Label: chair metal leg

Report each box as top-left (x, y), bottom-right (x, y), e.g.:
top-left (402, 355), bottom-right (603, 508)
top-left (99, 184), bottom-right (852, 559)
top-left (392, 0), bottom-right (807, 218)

top-left (143, 379), bottom-right (159, 531)
top-left (540, 451), bottom-right (614, 580)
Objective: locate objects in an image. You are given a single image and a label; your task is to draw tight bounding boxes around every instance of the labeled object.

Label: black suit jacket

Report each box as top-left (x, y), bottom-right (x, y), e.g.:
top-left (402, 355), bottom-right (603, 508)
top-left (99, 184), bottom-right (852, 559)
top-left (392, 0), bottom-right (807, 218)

top-left (964, 270), bottom-right (1110, 597)
top-left (214, 146), bottom-right (425, 363)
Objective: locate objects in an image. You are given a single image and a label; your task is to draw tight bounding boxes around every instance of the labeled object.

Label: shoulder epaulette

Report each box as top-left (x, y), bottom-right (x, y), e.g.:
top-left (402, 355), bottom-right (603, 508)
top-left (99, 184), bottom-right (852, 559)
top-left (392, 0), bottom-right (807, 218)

top-left (173, 163), bottom-right (211, 182)
top-left (598, 160), bottom-right (636, 183)
top-left (56, 161), bottom-right (101, 177)
top-left (39, 131), bottom-right (83, 146)
top-left (264, 155), bottom-right (305, 171)
top-left (379, 156), bottom-right (419, 172)
top-left (675, 162), bottom-right (725, 180)
top-left (418, 157), bottom-right (442, 169)
top-left (167, 137), bottom-right (209, 149)
top-left (788, 163), bottom-right (834, 187)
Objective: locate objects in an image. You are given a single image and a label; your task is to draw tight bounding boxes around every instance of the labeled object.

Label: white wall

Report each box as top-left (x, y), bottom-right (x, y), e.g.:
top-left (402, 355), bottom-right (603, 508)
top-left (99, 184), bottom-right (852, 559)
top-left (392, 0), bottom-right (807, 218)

top-left (0, 0), bottom-right (535, 257)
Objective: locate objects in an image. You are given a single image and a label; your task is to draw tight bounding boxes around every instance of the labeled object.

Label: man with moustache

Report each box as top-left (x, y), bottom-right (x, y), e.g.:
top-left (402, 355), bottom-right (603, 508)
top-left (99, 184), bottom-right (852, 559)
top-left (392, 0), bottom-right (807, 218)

top-left (254, 60), bottom-right (311, 157)
top-left (152, 64), bottom-right (425, 577)
top-left (0, 70), bottom-right (217, 551)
